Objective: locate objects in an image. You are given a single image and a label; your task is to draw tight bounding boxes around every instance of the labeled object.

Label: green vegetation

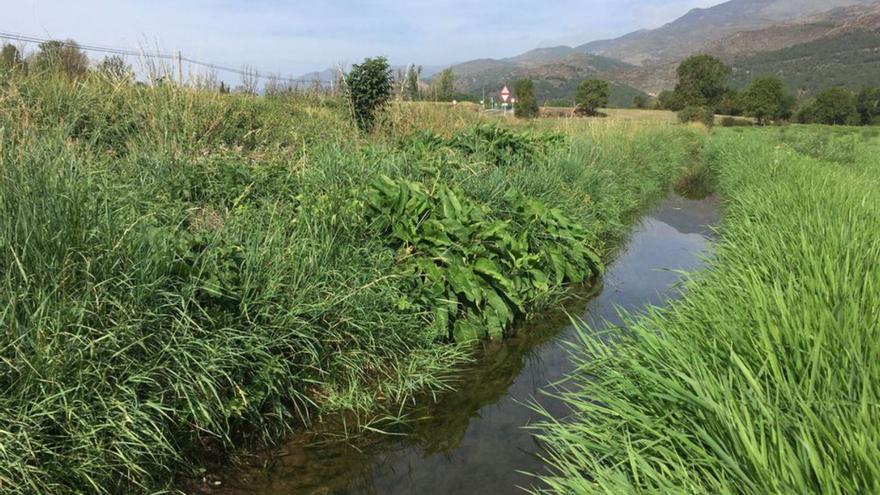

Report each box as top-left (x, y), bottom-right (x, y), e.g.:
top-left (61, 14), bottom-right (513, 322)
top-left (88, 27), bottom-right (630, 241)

top-left (432, 68), bottom-right (456, 102)
top-left (514, 79), bottom-right (539, 119)
top-left (678, 105), bottom-right (715, 127)
top-left (729, 29), bottom-right (880, 96)
top-left (796, 88), bottom-right (860, 126)
top-left (675, 54), bottom-right (731, 108)
top-left (740, 76), bottom-right (794, 125)
top-left (345, 56), bottom-right (394, 132)
top-left (574, 79), bottom-right (610, 116)
top-left (0, 64), bottom-right (702, 494)
top-left (535, 126), bottom-right (880, 494)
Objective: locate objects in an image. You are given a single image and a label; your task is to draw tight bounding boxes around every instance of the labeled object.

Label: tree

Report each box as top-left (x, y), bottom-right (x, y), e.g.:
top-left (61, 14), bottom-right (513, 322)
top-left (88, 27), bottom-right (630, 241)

top-left (717, 88), bottom-right (743, 116)
top-left (674, 54), bottom-right (731, 108)
top-left (574, 79), bottom-right (610, 116)
top-left (805, 88), bottom-right (859, 125)
top-left (740, 76), bottom-right (794, 124)
top-left (1, 44), bottom-right (23, 71)
top-left (97, 55), bottom-right (130, 81)
top-left (31, 40), bottom-right (89, 78)
top-left (345, 56), bottom-right (393, 133)
top-left (405, 64), bottom-right (422, 101)
top-left (657, 90), bottom-right (685, 111)
top-left (513, 79), bottom-right (539, 119)
top-left (632, 94), bottom-right (648, 109)
top-left (433, 68), bottom-right (455, 101)
top-left (856, 87), bottom-right (880, 125)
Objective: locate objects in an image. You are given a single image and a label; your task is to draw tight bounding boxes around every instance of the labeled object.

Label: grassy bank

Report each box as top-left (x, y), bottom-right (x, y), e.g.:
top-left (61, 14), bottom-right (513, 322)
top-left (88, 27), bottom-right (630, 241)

top-left (0, 71), bottom-right (701, 494)
top-left (535, 126), bottom-right (880, 494)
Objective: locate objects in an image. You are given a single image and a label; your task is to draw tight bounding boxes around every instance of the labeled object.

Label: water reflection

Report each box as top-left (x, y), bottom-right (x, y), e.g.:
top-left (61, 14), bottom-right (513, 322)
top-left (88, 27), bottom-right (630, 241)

top-left (206, 194), bottom-right (720, 495)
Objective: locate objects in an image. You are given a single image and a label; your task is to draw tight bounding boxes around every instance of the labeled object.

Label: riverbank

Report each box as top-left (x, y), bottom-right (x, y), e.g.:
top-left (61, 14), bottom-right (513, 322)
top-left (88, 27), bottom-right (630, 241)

top-left (0, 73), bottom-right (703, 494)
top-left (536, 126), bottom-right (880, 494)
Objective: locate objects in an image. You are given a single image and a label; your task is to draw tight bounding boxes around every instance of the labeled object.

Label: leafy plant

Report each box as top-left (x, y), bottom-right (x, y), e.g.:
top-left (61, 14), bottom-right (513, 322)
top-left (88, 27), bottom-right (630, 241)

top-left (345, 56), bottom-right (393, 133)
top-left (574, 79), bottom-right (610, 116)
top-left (365, 176), bottom-right (602, 342)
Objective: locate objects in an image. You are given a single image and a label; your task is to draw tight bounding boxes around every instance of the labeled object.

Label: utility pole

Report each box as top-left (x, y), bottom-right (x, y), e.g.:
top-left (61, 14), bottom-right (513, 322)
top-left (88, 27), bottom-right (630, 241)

top-left (177, 50), bottom-right (183, 86)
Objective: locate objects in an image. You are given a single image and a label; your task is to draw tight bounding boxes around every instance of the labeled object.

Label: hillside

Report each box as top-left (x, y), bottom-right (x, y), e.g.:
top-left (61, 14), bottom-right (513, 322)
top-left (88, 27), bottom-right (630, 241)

top-left (451, 53), bottom-right (644, 106)
top-left (446, 0), bottom-right (880, 103)
top-left (603, 3), bottom-right (880, 94)
top-left (729, 28), bottom-right (880, 93)
top-left (579, 0), bottom-right (878, 65)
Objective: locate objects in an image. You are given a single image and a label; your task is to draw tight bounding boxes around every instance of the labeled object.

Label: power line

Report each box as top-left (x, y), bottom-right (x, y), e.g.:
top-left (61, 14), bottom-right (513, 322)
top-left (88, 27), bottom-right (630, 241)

top-left (0, 30), bottom-right (335, 86)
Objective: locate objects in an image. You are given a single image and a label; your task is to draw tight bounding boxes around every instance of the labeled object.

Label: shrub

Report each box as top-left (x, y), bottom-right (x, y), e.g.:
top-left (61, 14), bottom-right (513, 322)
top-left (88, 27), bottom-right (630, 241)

top-left (513, 79), bottom-right (539, 119)
top-left (720, 116), bottom-right (752, 127)
top-left (345, 56), bottom-right (393, 133)
top-left (678, 106), bottom-right (715, 127)
top-left (574, 79), bottom-right (610, 116)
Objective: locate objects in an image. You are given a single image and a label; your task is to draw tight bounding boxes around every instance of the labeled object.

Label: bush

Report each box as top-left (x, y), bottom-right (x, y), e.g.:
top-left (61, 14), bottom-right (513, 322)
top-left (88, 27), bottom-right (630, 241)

top-left (720, 116), bottom-right (753, 127)
top-left (513, 79), bottom-right (539, 119)
top-left (574, 79), bottom-right (610, 116)
top-left (345, 56), bottom-right (393, 133)
top-left (678, 106), bottom-right (715, 127)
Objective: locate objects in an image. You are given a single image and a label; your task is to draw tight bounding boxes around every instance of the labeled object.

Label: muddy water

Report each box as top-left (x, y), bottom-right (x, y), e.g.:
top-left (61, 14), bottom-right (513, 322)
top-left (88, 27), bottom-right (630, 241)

top-left (207, 194), bottom-right (720, 495)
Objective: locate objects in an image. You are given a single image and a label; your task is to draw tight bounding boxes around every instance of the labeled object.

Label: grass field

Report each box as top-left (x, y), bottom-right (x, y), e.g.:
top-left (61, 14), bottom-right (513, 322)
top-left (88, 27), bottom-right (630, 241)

top-left (0, 71), bottom-right (704, 494)
top-left (534, 125), bottom-right (880, 494)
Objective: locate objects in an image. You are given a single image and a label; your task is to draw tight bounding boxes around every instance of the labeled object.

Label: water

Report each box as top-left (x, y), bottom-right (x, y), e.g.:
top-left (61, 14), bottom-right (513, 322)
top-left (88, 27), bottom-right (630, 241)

top-left (205, 194), bottom-right (720, 495)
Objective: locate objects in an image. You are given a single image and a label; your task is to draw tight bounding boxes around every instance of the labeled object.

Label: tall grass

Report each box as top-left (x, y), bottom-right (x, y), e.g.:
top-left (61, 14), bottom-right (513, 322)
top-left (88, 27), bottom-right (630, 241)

top-left (534, 127), bottom-right (880, 494)
top-left (0, 70), bottom-right (700, 493)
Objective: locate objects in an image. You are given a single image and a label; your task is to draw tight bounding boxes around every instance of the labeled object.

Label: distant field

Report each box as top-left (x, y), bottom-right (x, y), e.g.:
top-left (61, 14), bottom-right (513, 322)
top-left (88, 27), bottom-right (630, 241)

top-left (537, 106), bottom-right (679, 124)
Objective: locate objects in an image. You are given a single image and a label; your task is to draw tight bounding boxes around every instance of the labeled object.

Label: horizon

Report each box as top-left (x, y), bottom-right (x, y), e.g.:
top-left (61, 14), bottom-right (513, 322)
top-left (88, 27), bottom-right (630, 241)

top-left (5, 0), bottom-right (724, 78)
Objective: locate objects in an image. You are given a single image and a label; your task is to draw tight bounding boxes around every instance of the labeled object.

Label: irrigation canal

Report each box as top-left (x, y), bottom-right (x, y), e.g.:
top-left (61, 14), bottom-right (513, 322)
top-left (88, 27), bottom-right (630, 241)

top-left (204, 193), bottom-right (721, 495)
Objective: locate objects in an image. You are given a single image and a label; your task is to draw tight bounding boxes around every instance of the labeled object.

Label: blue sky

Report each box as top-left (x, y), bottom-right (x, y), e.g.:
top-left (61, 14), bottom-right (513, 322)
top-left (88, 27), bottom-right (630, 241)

top-left (5, 0), bottom-right (723, 75)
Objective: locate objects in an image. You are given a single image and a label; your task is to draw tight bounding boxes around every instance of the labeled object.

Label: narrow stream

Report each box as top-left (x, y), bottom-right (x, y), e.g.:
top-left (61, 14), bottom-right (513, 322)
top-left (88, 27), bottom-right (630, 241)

top-left (207, 193), bottom-right (720, 495)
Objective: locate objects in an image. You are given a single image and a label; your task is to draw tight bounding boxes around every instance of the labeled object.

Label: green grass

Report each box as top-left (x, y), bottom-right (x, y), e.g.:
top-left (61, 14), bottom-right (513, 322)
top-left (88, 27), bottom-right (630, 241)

top-left (0, 70), bottom-right (702, 494)
top-left (534, 126), bottom-right (880, 494)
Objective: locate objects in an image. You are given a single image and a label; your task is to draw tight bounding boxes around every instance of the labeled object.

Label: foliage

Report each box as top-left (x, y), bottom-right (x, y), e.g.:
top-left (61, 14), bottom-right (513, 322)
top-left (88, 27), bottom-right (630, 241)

top-left (674, 54), bottom-right (732, 108)
top-left (405, 64), bottom-right (422, 101)
top-left (717, 88), bottom-right (743, 116)
top-left (632, 94), bottom-right (648, 109)
top-left (740, 76), bottom-right (794, 124)
top-left (856, 87), bottom-right (880, 126)
top-left (797, 88), bottom-right (860, 126)
top-left (729, 30), bottom-right (880, 97)
top-left (345, 56), bottom-right (393, 132)
top-left (432, 68), bottom-right (455, 102)
top-left (574, 79), bottom-right (610, 116)
top-left (720, 116), bottom-right (752, 127)
top-left (365, 177), bottom-right (602, 342)
top-left (678, 105), bottom-right (715, 127)
top-left (535, 127), bottom-right (880, 494)
top-left (97, 55), bottom-right (131, 82)
top-left (1, 44), bottom-right (23, 71)
top-left (0, 69), bottom-right (701, 494)
top-left (657, 90), bottom-right (686, 111)
top-left (29, 39), bottom-right (89, 79)
top-left (514, 78), bottom-right (539, 119)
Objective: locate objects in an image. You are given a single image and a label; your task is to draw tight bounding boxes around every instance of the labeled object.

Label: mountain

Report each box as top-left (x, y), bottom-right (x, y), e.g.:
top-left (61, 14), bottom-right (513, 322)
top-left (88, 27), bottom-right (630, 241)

top-left (578, 0), bottom-right (878, 65)
top-left (729, 28), bottom-right (880, 94)
top-left (604, 3), bottom-right (880, 94)
top-left (446, 0), bottom-right (880, 103)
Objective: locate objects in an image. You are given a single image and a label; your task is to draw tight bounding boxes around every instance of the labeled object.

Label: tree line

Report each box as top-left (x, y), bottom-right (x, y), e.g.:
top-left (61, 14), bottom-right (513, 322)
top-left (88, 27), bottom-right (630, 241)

top-left (655, 54), bottom-right (880, 126)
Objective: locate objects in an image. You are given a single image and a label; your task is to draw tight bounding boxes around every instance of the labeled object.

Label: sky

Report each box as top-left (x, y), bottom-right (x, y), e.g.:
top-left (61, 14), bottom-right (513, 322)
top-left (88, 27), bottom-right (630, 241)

top-left (4, 0), bottom-right (724, 77)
